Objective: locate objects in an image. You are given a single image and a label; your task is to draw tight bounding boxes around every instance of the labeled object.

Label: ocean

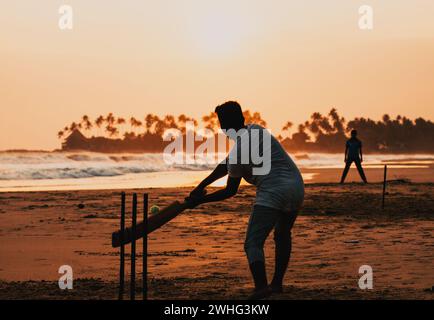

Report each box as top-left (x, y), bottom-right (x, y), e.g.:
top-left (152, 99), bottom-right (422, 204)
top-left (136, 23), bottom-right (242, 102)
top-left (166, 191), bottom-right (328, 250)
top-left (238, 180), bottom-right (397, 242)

top-left (0, 151), bottom-right (432, 192)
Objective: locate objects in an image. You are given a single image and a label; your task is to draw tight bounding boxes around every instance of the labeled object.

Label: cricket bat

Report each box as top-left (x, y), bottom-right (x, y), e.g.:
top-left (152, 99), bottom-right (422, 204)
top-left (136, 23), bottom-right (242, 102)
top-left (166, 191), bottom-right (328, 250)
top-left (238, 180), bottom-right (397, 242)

top-left (111, 201), bottom-right (188, 248)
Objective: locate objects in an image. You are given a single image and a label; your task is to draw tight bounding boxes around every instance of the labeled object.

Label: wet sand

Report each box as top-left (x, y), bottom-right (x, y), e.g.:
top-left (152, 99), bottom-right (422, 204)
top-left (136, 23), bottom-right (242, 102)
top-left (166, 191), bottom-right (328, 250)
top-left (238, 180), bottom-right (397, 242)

top-left (0, 181), bottom-right (433, 299)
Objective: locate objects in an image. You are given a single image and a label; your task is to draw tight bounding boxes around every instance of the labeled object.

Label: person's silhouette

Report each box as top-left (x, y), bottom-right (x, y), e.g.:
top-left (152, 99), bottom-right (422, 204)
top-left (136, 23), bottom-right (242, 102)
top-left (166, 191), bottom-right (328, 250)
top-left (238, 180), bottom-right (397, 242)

top-left (340, 130), bottom-right (368, 183)
top-left (185, 101), bottom-right (304, 299)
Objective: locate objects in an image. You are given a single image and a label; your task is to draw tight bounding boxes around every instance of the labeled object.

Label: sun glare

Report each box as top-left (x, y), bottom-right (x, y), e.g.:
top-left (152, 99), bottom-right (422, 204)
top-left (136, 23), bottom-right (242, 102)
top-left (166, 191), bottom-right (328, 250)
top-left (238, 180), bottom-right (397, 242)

top-left (187, 7), bottom-right (257, 59)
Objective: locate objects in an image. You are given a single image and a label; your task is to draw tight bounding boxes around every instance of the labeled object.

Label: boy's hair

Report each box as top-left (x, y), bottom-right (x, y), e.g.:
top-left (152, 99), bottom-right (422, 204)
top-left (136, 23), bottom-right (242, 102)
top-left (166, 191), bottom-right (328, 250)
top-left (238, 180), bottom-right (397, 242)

top-left (215, 101), bottom-right (245, 128)
top-left (351, 129), bottom-right (358, 136)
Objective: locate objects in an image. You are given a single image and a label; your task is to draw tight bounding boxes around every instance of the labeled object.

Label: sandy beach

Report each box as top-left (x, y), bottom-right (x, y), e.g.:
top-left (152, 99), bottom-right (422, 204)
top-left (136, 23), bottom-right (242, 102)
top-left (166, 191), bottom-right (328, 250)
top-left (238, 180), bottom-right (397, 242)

top-left (0, 176), bottom-right (433, 300)
top-left (2, 0), bottom-right (434, 305)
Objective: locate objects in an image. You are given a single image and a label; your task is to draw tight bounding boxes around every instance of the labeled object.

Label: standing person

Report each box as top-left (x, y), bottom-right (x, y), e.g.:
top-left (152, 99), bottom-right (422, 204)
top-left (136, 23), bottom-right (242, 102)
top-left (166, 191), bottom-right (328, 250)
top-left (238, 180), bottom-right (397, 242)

top-left (340, 129), bottom-right (368, 183)
top-left (185, 101), bottom-right (304, 299)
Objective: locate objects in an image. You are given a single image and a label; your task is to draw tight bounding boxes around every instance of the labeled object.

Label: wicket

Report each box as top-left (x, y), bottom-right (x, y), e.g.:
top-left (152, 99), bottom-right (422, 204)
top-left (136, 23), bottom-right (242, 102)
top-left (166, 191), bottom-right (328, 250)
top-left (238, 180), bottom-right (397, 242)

top-left (118, 192), bottom-right (148, 300)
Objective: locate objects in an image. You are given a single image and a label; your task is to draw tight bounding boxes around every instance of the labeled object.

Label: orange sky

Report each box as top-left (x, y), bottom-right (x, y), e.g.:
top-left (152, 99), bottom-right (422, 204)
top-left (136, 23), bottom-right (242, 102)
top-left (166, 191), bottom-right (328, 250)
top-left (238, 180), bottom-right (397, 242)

top-left (1, 0), bottom-right (433, 150)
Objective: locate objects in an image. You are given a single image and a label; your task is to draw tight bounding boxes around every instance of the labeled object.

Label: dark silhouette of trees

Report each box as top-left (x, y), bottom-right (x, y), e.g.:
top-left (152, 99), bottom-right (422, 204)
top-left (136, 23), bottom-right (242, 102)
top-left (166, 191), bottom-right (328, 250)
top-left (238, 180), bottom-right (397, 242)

top-left (243, 110), bottom-right (267, 127)
top-left (129, 117), bottom-right (142, 135)
top-left (281, 124), bottom-right (310, 150)
top-left (177, 114), bottom-right (197, 134)
top-left (281, 121), bottom-right (293, 138)
top-left (69, 122), bottom-right (80, 133)
top-left (302, 108), bottom-right (347, 152)
top-left (280, 109), bottom-right (433, 153)
top-left (105, 125), bottom-right (118, 137)
top-left (81, 115), bottom-right (92, 130)
top-left (144, 114), bottom-right (154, 133)
top-left (94, 116), bottom-right (104, 136)
top-left (201, 110), bottom-right (267, 132)
top-left (59, 109), bottom-right (434, 153)
top-left (116, 117), bottom-right (126, 136)
top-left (347, 114), bottom-right (434, 153)
top-left (202, 112), bottom-right (219, 131)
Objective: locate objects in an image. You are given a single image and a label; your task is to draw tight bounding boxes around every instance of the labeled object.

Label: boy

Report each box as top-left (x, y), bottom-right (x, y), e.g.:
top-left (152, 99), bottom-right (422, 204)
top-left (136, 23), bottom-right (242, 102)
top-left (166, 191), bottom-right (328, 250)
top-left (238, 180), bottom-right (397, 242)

top-left (186, 101), bottom-right (304, 299)
top-left (340, 130), bottom-right (368, 183)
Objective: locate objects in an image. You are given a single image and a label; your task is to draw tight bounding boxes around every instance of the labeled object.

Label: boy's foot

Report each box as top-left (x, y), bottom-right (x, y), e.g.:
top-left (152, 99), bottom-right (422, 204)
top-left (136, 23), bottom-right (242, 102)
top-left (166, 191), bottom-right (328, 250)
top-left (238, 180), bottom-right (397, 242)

top-left (270, 284), bottom-right (283, 294)
top-left (247, 286), bottom-right (272, 300)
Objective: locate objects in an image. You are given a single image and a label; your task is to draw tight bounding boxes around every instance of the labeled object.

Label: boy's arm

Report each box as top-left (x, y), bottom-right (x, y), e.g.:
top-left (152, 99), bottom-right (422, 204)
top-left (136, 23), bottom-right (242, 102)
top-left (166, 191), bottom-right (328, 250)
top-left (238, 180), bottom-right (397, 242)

top-left (186, 176), bottom-right (241, 208)
top-left (189, 160), bottom-right (228, 197)
top-left (360, 143), bottom-right (363, 162)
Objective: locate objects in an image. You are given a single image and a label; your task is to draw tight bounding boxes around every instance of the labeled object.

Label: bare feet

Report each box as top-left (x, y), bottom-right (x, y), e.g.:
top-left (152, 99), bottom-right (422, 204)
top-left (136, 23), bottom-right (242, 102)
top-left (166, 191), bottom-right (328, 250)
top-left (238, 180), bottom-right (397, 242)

top-left (270, 284), bottom-right (283, 294)
top-left (247, 286), bottom-right (272, 300)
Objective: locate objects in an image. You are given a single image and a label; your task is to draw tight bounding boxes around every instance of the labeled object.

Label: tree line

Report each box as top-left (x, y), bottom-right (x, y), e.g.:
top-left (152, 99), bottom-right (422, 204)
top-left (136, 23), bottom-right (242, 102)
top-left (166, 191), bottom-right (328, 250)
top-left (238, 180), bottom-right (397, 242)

top-left (59, 109), bottom-right (434, 153)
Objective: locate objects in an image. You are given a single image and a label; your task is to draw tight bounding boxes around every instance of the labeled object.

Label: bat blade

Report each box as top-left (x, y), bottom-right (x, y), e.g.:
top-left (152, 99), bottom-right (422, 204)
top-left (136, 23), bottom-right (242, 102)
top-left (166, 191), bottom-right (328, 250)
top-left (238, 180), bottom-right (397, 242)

top-left (112, 201), bottom-right (188, 248)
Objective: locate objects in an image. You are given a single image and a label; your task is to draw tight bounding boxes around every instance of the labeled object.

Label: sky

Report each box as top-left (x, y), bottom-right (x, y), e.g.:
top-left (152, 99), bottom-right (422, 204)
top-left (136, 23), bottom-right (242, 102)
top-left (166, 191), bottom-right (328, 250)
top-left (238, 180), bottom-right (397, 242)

top-left (0, 0), bottom-right (433, 150)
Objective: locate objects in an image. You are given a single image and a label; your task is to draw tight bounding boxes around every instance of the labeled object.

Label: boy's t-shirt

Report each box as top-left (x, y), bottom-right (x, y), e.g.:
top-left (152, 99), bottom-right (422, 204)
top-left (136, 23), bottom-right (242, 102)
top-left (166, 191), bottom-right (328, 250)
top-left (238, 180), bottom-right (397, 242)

top-left (346, 138), bottom-right (362, 160)
top-left (226, 124), bottom-right (304, 212)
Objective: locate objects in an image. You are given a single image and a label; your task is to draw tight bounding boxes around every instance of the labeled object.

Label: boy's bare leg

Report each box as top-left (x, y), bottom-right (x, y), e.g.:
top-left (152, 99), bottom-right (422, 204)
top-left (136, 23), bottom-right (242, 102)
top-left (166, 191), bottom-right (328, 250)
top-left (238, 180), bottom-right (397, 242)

top-left (355, 159), bottom-right (368, 183)
top-left (340, 161), bottom-right (352, 183)
top-left (270, 211), bottom-right (298, 292)
top-left (244, 205), bottom-right (279, 299)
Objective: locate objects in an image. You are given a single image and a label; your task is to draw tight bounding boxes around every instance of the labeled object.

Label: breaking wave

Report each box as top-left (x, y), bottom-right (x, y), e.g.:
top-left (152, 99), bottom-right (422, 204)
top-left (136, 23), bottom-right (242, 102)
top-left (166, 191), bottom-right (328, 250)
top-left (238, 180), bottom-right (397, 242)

top-left (0, 152), bottom-right (214, 180)
top-left (0, 151), bottom-right (432, 181)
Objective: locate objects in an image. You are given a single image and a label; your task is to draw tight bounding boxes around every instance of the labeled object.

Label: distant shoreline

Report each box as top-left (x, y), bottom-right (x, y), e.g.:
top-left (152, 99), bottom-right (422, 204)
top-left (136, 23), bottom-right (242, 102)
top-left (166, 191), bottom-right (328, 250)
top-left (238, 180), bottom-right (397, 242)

top-left (1, 149), bottom-right (434, 156)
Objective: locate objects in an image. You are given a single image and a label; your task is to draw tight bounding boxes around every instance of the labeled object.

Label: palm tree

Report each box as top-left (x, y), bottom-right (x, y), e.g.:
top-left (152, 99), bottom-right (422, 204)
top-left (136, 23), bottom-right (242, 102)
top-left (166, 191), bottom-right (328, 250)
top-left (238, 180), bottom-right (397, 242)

top-left (117, 117), bottom-right (126, 126)
top-left (178, 114), bottom-right (187, 124)
top-left (291, 124), bottom-right (310, 146)
top-left (145, 114), bottom-right (155, 133)
top-left (95, 116), bottom-right (105, 137)
top-left (105, 112), bottom-right (116, 137)
top-left (154, 116), bottom-right (166, 136)
top-left (117, 117), bottom-right (126, 137)
top-left (106, 113), bottom-right (116, 127)
top-left (81, 115), bottom-right (93, 137)
top-left (282, 121), bottom-right (293, 138)
top-left (202, 112), bottom-right (218, 131)
top-left (306, 112), bottom-right (334, 139)
top-left (69, 122), bottom-right (80, 132)
top-left (129, 117), bottom-right (135, 133)
top-left (129, 117), bottom-right (142, 135)
top-left (163, 115), bottom-right (177, 129)
top-left (105, 125), bottom-right (119, 138)
top-left (243, 111), bottom-right (267, 127)
top-left (307, 112), bottom-right (322, 135)
top-left (382, 114), bottom-right (391, 124)
top-left (328, 108), bottom-right (345, 133)
top-left (177, 114), bottom-right (197, 134)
